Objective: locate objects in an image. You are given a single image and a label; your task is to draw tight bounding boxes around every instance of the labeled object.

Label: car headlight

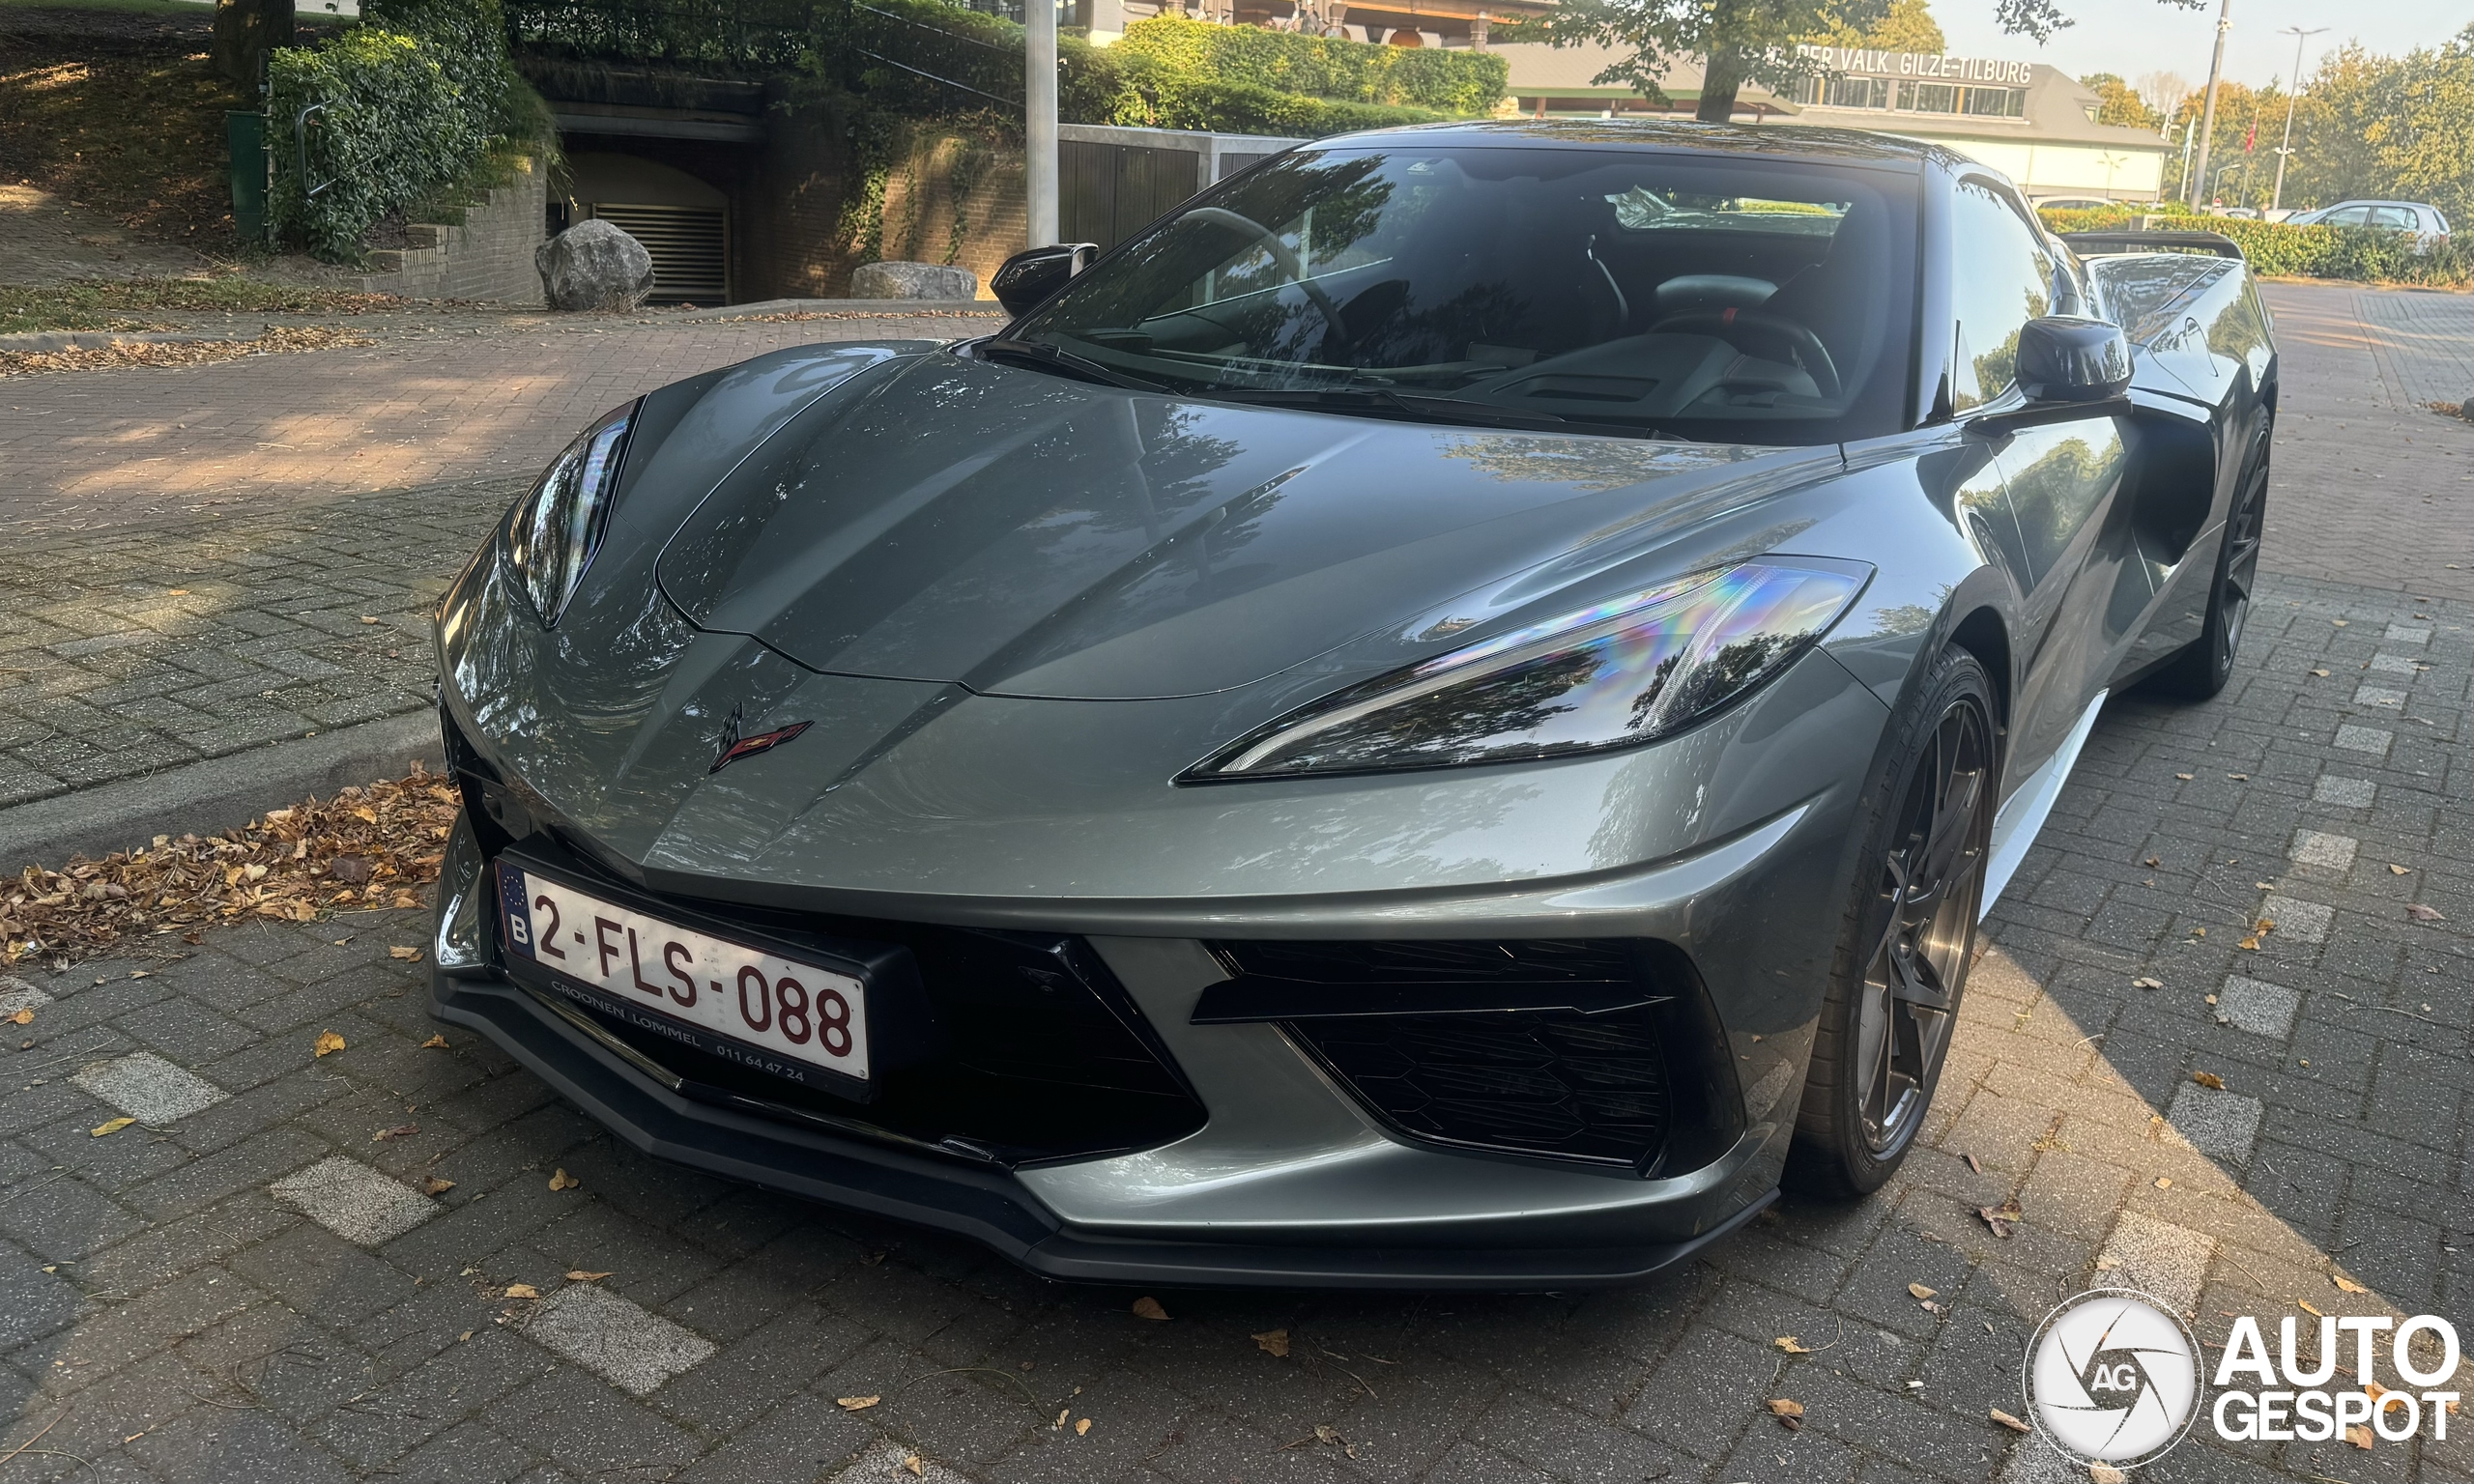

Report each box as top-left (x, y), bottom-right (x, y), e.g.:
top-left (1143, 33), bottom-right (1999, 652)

top-left (1186, 557), bottom-right (1870, 781)
top-left (505, 401), bottom-right (637, 624)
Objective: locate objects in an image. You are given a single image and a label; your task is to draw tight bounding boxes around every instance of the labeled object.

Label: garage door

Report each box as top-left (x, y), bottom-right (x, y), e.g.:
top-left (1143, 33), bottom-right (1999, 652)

top-left (589, 203), bottom-right (729, 305)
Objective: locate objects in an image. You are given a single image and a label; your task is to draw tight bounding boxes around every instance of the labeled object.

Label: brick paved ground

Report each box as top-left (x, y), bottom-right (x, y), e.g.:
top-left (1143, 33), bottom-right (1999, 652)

top-left (0, 307), bottom-right (1001, 805)
top-left (0, 284), bottom-right (2468, 1483)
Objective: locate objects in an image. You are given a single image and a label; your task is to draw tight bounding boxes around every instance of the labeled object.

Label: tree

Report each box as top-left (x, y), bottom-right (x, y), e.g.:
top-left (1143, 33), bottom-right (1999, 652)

top-left (213, 0), bottom-right (297, 86)
top-left (2081, 71), bottom-right (2162, 128)
top-left (1807, 0), bottom-right (1945, 52)
top-left (1505, 0), bottom-right (2203, 125)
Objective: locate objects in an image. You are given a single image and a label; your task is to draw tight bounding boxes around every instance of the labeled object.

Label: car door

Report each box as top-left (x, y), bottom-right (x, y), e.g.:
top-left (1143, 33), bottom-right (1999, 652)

top-left (1945, 177), bottom-right (2135, 784)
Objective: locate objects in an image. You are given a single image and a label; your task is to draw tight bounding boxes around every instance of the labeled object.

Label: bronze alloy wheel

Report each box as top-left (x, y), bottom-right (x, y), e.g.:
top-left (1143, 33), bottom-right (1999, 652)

top-left (2212, 438), bottom-right (2268, 673)
top-left (1855, 697), bottom-right (1991, 1154)
top-left (1790, 645), bottom-right (1998, 1197)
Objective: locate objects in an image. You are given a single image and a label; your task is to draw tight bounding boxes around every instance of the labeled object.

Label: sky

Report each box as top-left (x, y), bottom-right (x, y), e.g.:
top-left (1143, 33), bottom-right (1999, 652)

top-left (1933, 1), bottom-right (2466, 91)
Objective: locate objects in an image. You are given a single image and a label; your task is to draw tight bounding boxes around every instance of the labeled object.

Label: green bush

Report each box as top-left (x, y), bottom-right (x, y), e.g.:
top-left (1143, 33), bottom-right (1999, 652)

top-left (2037, 206), bottom-right (2474, 287)
top-left (1111, 14), bottom-right (1506, 114)
top-left (826, 0), bottom-right (1447, 136)
top-left (266, 27), bottom-right (489, 260)
top-left (1064, 40), bottom-right (1443, 133)
top-left (363, 0), bottom-right (510, 125)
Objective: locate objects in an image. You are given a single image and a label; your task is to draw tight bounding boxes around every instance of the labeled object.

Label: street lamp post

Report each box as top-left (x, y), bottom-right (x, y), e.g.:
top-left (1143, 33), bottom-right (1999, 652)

top-left (1026, 0), bottom-right (1058, 246)
top-left (2271, 24), bottom-right (2326, 214)
top-left (2188, 0), bottom-right (2231, 208)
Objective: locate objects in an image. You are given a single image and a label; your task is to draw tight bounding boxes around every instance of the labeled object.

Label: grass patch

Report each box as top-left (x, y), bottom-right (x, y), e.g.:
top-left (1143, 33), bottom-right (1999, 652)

top-left (0, 42), bottom-right (246, 248)
top-left (0, 0), bottom-right (221, 16)
top-left (0, 276), bottom-right (401, 332)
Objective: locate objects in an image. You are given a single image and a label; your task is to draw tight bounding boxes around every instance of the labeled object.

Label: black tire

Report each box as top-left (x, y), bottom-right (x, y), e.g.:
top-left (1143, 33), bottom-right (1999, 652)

top-left (2150, 418), bottom-right (2270, 699)
top-left (1786, 647), bottom-right (1998, 1199)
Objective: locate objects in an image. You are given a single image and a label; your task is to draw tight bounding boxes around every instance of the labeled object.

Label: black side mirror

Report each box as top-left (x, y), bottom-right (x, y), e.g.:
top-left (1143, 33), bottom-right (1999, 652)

top-left (992, 243), bottom-right (1098, 317)
top-left (2015, 315), bottom-right (2133, 402)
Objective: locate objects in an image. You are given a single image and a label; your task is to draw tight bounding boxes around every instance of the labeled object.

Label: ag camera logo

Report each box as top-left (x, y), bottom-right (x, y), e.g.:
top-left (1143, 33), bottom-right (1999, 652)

top-left (2025, 1290), bottom-right (2201, 1469)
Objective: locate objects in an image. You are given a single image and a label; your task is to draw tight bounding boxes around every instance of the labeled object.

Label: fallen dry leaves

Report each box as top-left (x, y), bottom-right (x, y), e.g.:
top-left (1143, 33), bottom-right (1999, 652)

top-left (418, 1175), bottom-right (454, 1196)
top-left (548, 1168), bottom-right (579, 1192)
top-left (1977, 1198), bottom-right (2022, 1239)
top-left (502, 1283), bottom-right (540, 1299)
top-left (1767, 1398), bottom-right (1804, 1430)
top-left (1, 768), bottom-right (457, 970)
top-left (2334, 1274), bottom-right (2370, 1295)
top-left (314, 1030), bottom-right (347, 1058)
top-left (1989, 1408), bottom-right (2031, 1434)
top-left (419, 1034), bottom-right (448, 1049)
top-left (1075, 1418), bottom-right (1092, 1437)
top-left (837, 1396), bottom-right (880, 1412)
top-left (1773, 1336), bottom-right (1811, 1355)
top-left (5, 1007), bottom-right (29, 1025)
top-left (2192, 1070), bottom-right (2226, 1090)
top-left (370, 1124), bottom-right (417, 1142)
top-left (2346, 1422), bottom-right (2374, 1448)
top-left (565, 1270), bottom-right (611, 1282)
top-left (2091, 1465), bottom-right (2128, 1483)
top-left (2408, 903), bottom-right (2447, 922)
top-left (1252, 1328), bottom-right (1290, 1356)
top-left (1131, 1296), bottom-right (1168, 1321)
top-left (0, 325), bottom-right (373, 379)
top-left (90, 1116), bottom-right (133, 1137)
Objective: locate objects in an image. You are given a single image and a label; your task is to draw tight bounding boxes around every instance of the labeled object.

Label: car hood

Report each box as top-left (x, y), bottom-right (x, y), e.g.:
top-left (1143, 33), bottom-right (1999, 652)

top-left (655, 353), bottom-right (1841, 700)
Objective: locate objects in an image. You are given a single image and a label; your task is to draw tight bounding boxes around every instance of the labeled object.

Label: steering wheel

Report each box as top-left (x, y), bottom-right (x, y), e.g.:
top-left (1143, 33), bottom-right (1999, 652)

top-left (1647, 309), bottom-right (1842, 400)
top-left (1183, 207), bottom-right (1354, 354)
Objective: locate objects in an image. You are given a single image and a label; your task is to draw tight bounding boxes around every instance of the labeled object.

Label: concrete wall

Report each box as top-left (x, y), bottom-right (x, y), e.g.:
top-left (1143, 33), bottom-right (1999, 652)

top-left (356, 157), bottom-right (548, 304)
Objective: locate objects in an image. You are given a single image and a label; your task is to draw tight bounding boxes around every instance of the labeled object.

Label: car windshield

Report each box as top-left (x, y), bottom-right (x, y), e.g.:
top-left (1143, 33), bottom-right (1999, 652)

top-left (1007, 144), bottom-right (1920, 445)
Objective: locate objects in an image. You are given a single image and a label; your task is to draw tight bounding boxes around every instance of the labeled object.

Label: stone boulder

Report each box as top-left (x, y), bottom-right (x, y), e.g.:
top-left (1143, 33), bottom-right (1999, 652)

top-left (535, 219), bottom-right (656, 312)
top-left (849, 260), bottom-right (978, 300)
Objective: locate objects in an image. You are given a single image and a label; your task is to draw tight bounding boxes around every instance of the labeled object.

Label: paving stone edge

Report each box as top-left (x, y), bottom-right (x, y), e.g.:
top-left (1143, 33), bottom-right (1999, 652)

top-left (0, 709), bottom-right (441, 870)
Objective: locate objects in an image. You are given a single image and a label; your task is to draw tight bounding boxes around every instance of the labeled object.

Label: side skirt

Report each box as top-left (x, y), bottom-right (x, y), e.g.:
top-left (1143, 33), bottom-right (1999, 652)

top-left (1980, 690), bottom-right (2108, 920)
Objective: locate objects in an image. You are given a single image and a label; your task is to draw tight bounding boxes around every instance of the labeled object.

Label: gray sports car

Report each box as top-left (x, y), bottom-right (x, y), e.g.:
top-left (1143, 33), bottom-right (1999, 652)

top-left (428, 123), bottom-right (2275, 1286)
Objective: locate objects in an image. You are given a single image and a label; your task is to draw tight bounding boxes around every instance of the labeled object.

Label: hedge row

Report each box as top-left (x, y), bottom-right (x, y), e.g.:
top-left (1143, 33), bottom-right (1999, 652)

top-left (266, 28), bottom-right (491, 260)
top-left (1110, 15), bottom-right (1506, 115)
top-left (841, 0), bottom-right (1447, 135)
top-left (1070, 43), bottom-right (1444, 133)
top-left (2039, 205), bottom-right (2474, 288)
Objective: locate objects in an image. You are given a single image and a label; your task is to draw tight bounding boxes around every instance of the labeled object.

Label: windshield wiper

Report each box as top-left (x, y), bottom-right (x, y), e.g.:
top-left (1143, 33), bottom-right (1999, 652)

top-left (1213, 386), bottom-right (1671, 440)
top-left (974, 337), bottom-right (1168, 392)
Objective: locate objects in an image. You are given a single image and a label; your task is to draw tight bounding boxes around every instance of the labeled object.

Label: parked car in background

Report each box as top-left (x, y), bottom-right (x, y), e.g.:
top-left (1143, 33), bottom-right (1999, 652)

top-left (2287, 200), bottom-right (2451, 251)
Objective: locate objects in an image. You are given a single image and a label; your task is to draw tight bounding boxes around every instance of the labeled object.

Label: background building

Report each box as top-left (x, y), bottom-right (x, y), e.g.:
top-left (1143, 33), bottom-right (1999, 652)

top-left (1498, 42), bottom-right (2170, 202)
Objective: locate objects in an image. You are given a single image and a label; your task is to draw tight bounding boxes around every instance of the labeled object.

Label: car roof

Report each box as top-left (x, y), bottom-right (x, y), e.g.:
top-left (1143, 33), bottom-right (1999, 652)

top-left (1303, 119), bottom-right (1944, 175)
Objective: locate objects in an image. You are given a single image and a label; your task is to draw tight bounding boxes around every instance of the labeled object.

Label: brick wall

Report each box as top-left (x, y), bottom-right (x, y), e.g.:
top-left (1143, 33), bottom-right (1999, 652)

top-left (874, 126), bottom-right (1024, 300)
top-left (356, 157), bottom-right (549, 304)
top-left (744, 110), bottom-right (1026, 300)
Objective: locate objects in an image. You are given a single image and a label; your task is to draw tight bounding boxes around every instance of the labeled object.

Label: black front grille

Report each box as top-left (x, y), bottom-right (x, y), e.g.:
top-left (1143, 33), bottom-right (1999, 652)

top-left (1289, 1009), bottom-right (1673, 1169)
top-left (1205, 937), bottom-right (1742, 1176)
top-left (441, 699), bottom-right (1205, 1169)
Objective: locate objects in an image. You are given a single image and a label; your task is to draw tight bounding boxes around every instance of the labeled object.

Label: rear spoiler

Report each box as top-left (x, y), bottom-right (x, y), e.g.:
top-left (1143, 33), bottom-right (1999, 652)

top-left (2058, 229), bottom-right (2246, 260)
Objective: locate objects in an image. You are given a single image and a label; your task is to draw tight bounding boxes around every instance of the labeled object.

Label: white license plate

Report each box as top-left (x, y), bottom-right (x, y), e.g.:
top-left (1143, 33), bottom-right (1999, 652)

top-left (497, 865), bottom-right (870, 1083)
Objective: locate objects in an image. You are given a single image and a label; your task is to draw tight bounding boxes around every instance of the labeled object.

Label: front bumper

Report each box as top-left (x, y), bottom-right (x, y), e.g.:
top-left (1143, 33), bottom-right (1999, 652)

top-left (428, 782), bottom-right (1836, 1287)
top-left (434, 964), bottom-right (1775, 1287)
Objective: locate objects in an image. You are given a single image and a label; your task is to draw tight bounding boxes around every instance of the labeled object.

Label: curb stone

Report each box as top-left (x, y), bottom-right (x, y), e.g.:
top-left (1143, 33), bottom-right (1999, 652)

top-left (0, 710), bottom-right (442, 870)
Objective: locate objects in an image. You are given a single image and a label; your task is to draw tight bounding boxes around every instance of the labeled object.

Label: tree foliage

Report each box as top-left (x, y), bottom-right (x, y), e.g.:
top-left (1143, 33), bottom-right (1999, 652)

top-left (1805, 0), bottom-right (1944, 53)
top-left (2081, 72), bottom-right (2162, 129)
top-left (1501, 0), bottom-right (2203, 123)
